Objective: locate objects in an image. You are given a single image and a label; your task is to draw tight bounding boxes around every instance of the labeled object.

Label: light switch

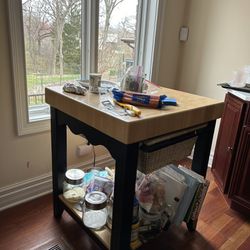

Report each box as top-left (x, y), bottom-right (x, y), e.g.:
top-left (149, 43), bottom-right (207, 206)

top-left (179, 26), bottom-right (189, 42)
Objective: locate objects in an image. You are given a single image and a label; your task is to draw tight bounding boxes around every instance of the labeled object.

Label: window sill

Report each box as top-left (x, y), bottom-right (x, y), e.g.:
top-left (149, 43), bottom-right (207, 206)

top-left (17, 104), bottom-right (51, 136)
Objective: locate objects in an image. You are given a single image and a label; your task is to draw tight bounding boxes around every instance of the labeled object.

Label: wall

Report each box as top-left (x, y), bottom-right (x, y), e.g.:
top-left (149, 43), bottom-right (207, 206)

top-left (156, 0), bottom-right (187, 88)
top-left (0, 0), bottom-right (107, 190)
top-left (177, 0), bottom-right (250, 98)
top-left (176, 0), bottom-right (250, 152)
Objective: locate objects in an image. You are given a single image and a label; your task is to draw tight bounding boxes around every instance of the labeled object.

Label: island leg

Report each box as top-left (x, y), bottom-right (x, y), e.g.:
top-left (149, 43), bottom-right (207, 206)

top-left (192, 120), bottom-right (216, 177)
top-left (51, 108), bottom-right (67, 218)
top-left (110, 143), bottom-right (139, 250)
top-left (187, 120), bottom-right (215, 231)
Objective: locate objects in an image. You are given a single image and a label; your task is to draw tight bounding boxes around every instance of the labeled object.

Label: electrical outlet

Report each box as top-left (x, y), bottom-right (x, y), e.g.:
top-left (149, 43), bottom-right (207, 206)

top-left (179, 26), bottom-right (189, 42)
top-left (76, 144), bottom-right (92, 157)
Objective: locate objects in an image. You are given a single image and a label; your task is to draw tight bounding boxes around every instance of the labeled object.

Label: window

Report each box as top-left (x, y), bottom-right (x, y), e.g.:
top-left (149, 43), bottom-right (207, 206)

top-left (8, 0), bottom-right (165, 135)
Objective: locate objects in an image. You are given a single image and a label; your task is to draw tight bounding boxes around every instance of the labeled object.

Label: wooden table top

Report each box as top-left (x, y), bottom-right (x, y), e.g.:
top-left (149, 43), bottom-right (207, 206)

top-left (45, 86), bottom-right (224, 144)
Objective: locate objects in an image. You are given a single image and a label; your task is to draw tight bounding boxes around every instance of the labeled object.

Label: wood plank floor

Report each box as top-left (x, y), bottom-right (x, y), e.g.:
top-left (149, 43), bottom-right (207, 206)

top-left (0, 168), bottom-right (249, 250)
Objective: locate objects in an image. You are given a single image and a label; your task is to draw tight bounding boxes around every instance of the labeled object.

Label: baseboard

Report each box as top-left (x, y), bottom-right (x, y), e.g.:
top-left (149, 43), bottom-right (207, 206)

top-left (0, 154), bottom-right (114, 211)
top-left (0, 173), bottom-right (52, 212)
top-left (208, 153), bottom-right (214, 167)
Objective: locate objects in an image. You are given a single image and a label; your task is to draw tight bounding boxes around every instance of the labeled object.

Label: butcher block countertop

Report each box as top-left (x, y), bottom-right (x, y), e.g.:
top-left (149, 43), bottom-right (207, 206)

top-left (45, 86), bottom-right (224, 144)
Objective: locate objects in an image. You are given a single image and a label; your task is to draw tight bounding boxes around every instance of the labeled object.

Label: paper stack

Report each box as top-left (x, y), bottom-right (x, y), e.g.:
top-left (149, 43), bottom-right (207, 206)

top-left (169, 164), bottom-right (210, 225)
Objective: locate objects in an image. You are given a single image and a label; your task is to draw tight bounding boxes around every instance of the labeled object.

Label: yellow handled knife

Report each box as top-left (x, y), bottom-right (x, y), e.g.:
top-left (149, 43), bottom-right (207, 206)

top-left (114, 100), bottom-right (141, 117)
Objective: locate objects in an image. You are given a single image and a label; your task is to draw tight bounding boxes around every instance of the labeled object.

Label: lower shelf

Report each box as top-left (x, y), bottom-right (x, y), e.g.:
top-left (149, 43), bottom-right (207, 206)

top-left (59, 195), bottom-right (111, 249)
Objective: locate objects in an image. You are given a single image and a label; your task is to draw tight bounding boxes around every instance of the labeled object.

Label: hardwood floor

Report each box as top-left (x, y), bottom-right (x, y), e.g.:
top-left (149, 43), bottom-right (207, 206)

top-left (0, 168), bottom-right (249, 250)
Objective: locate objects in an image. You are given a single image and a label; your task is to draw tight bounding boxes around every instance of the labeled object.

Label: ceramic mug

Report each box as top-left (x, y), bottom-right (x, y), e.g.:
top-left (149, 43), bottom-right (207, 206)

top-left (89, 73), bottom-right (102, 93)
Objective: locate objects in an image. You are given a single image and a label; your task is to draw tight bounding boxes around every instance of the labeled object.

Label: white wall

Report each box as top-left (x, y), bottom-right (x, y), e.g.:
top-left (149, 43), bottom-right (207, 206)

top-left (177, 0), bottom-right (250, 98)
top-left (157, 0), bottom-right (187, 88)
top-left (176, 0), bottom-right (250, 153)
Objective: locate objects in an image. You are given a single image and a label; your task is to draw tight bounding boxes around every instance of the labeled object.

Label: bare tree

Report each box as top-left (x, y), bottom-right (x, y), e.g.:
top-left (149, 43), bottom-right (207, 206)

top-left (23, 0), bottom-right (52, 73)
top-left (100, 0), bottom-right (124, 47)
top-left (44, 0), bottom-right (80, 76)
top-left (98, 0), bottom-right (125, 76)
top-left (23, 0), bottom-right (130, 81)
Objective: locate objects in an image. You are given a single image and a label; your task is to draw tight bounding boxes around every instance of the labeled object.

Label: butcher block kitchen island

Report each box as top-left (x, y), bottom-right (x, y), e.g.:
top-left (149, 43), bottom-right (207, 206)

top-left (45, 86), bottom-right (224, 250)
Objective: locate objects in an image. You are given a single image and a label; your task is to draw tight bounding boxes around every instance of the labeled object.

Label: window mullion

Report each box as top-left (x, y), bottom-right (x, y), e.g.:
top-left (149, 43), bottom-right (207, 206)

top-left (89, 0), bottom-right (99, 73)
top-left (134, 0), bottom-right (147, 67)
top-left (81, 0), bottom-right (88, 80)
top-left (81, 0), bottom-right (99, 80)
top-left (135, 0), bottom-right (161, 82)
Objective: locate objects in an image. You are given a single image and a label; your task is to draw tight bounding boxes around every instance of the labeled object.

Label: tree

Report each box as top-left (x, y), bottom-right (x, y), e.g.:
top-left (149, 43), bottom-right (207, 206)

top-left (62, 3), bottom-right (81, 74)
top-left (44, 0), bottom-right (80, 76)
top-left (100, 0), bottom-right (124, 47)
top-left (98, 0), bottom-right (125, 75)
top-left (22, 0), bottom-right (52, 73)
top-left (22, 0), bottom-right (134, 81)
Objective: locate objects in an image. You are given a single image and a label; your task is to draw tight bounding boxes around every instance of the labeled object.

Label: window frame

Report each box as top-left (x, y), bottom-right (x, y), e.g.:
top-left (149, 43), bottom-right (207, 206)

top-left (8, 0), bottom-right (164, 136)
top-left (8, 0), bottom-right (51, 135)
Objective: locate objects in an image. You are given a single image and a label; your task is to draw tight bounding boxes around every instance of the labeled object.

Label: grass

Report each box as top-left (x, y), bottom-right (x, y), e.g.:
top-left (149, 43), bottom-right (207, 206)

top-left (27, 74), bottom-right (80, 88)
top-left (27, 74), bottom-right (80, 105)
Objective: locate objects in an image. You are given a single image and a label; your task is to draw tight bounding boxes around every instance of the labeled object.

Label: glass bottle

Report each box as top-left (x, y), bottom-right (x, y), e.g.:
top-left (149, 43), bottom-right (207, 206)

top-left (63, 168), bottom-right (85, 203)
top-left (83, 191), bottom-right (108, 230)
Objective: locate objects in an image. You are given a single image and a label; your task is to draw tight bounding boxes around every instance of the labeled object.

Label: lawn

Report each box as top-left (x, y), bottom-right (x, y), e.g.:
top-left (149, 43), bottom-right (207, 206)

top-left (26, 74), bottom-right (80, 88)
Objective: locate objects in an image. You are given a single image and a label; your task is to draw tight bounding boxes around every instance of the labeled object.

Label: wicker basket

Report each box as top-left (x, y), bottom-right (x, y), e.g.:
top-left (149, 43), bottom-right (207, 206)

top-left (137, 133), bottom-right (197, 174)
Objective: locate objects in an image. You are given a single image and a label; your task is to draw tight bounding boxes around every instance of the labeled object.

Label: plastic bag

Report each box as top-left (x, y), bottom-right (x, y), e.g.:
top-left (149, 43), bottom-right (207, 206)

top-left (136, 174), bottom-right (167, 214)
top-left (120, 65), bottom-right (145, 92)
top-left (143, 79), bottom-right (161, 95)
top-left (87, 176), bottom-right (114, 197)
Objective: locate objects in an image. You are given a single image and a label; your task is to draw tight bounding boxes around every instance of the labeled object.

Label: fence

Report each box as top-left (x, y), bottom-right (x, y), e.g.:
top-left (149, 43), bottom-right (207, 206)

top-left (28, 93), bottom-right (45, 105)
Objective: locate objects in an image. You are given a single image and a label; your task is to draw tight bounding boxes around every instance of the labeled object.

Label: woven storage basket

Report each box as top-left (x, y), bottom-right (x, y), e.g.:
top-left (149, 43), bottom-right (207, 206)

top-left (137, 134), bottom-right (197, 174)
